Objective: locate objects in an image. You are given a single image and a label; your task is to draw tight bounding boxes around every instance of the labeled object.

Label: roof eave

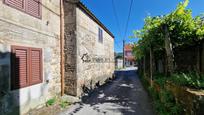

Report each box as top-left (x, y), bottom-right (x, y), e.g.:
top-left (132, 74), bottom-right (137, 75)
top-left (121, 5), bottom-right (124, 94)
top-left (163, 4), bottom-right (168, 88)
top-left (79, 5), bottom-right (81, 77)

top-left (77, 2), bottom-right (115, 39)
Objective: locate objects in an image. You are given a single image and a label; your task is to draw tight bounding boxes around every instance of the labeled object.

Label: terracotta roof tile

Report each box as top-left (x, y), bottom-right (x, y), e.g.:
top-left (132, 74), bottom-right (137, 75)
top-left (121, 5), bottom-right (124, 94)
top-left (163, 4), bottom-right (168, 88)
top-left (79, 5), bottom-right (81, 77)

top-left (124, 44), bottom-right (133, 51)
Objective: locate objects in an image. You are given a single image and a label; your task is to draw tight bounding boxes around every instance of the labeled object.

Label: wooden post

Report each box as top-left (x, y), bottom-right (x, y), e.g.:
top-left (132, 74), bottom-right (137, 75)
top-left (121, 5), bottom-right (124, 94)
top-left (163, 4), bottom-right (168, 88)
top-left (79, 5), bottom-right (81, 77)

top-left (143, 55), bottom-right (146, 77)
top-left (164, 25), bottom-right (174, 76)
top-left (150, 46), bottom-right (153, 86)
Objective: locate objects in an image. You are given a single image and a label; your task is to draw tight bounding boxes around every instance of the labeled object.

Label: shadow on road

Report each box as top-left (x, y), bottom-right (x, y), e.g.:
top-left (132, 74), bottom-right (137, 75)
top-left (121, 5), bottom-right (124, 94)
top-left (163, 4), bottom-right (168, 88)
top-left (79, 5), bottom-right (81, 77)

top-left (64, 69), bottom-right (154, 115)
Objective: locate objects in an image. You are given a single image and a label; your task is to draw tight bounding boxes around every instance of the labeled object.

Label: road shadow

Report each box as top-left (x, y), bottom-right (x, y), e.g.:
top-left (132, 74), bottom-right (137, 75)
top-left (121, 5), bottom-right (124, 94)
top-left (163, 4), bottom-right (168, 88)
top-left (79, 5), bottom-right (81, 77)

top-left (0, 52), bottom-right (20, 115)
top-left (66, 69), bottom-right (154, 115)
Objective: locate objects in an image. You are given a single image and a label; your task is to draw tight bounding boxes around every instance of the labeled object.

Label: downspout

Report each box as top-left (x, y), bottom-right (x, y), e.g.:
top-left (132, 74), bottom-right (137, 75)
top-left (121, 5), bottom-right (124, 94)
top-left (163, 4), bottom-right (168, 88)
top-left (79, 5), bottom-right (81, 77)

top-left (60, 0), bottom-right (65, 96)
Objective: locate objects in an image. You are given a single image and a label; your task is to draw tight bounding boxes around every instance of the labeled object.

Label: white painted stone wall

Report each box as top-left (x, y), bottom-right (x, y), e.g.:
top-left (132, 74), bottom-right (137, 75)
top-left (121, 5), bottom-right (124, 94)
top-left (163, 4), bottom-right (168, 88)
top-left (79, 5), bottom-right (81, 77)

top-left (76, 7), bottom-right (115, 96)
top-left (116, 59), bottom-right (123, 69)
top-left (0, 1), bottom-right (61, 114)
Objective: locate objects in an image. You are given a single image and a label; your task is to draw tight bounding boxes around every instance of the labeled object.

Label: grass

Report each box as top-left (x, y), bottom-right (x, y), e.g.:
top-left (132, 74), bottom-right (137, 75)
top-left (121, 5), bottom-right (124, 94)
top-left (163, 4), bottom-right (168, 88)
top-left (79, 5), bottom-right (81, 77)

top-left (59, 100), bottom-right (71, 108)
top-left (46, 97), bottom-right (72, 109)
top-left (46, 98), bottom-right (56, 106)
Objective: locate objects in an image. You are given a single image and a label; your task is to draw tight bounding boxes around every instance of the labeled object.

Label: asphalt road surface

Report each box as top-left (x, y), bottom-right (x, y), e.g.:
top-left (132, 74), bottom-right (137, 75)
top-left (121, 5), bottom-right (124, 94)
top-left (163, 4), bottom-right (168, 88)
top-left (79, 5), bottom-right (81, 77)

top-left (59, 68), bottom-right (155, 115)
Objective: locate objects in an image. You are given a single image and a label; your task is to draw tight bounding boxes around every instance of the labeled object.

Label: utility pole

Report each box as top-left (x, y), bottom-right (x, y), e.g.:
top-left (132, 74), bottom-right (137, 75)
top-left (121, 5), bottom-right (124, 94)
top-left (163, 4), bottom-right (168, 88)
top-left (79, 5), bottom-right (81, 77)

top-left (123, 40), bottom-right (125, 68)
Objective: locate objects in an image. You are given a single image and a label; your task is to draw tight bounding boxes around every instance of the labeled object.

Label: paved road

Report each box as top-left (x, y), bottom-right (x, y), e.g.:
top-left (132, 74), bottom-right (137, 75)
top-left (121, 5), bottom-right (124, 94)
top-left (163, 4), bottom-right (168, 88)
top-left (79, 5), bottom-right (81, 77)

top-left (60, 68), bottom-right (155, 115)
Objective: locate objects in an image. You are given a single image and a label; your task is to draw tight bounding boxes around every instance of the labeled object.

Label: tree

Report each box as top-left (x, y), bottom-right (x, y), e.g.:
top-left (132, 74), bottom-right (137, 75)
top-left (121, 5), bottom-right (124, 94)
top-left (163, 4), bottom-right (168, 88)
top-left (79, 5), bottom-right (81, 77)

top-left (131, 0), bottom-right (204, 76)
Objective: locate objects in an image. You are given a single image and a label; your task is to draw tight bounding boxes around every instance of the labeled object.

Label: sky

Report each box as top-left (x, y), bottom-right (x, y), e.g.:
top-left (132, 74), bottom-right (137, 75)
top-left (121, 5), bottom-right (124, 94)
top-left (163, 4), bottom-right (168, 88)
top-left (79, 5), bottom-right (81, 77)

top-left (80, 0), bottom-right (204, 53)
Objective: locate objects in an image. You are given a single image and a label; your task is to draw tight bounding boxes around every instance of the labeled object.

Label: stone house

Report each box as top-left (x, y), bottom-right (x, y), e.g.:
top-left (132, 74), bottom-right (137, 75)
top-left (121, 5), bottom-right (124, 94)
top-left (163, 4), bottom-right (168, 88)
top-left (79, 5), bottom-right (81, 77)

top-left (124, 44), bottom-right (136, 67)
top-left (0, 0), bottom-right (115, 114)
top-left (0, 0), bottom-right (61, 114)
top-left (64, 1), bottom-right (115, 97)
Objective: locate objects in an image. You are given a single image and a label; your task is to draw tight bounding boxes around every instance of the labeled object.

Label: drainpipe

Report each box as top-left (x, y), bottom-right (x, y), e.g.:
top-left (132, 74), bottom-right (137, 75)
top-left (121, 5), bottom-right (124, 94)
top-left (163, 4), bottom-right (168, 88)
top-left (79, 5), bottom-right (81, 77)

top-left (60, 0), bottom-right (65, 96)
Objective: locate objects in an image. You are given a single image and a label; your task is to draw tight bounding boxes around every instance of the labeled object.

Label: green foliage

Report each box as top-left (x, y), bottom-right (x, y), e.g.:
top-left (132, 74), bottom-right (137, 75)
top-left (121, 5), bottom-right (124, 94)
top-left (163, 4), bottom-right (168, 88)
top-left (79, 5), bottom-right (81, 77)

top-left (154, 78), bottom-right (167, 88)
top-left (146, 77), bottom-right (182, 115)
top-left (45, 97), bottom-right (72, 109)
top-left (141, 72), bottom-right (204, 115)
top-left (170, 73), bottom-right (204, 89)
top-left (147, 86), bottom-right (182, 115)
top-left (153, 72), bottom-right (204, 89)
top-left (46, 98), bottom-right (56, 106)
top-left (115, 52), bottom-right (123, 59)
top-left (156, 90), bottom-right (182, 115)
top-left (59, 100), bottom-right (71, 108)
top-left (131, 0), bottom-right (204, 59)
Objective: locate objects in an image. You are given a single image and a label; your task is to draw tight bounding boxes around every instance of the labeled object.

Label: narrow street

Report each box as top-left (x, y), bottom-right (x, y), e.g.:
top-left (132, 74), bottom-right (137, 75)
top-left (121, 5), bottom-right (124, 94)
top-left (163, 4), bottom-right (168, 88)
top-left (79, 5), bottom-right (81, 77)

top-left (59, 68), bottom-right (155, 115)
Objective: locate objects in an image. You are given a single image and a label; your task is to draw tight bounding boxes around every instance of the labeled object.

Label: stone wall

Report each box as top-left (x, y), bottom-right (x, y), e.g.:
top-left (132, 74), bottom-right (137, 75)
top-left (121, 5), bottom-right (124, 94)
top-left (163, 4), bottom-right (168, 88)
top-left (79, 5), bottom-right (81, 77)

top-left (63, 2), bottom-right (114, 97)
top-left (166, 82), bottom-right (204, 115)
top-left (144, 77), bottom-right (204, 115)
top-left (0, 1), bottom-right (61, 114)
top-left (76, 7), bottom-right (115, 96)
top-left (174, 45), bottom-right (200, 72)
top-left (64, 1), bottom-right (78, 96)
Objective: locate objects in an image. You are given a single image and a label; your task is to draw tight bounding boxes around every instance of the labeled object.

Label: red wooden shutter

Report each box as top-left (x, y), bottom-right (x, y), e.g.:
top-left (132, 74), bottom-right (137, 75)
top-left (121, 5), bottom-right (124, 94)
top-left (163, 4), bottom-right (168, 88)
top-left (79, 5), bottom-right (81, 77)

top-left (30, 48), bottom-right (42, 85)
top-left (11, 46), bottom-right (29, 89)
top-left (4, 0), bottom-right (25, 10)
top-left (26, 0), bottom-right (41, 18)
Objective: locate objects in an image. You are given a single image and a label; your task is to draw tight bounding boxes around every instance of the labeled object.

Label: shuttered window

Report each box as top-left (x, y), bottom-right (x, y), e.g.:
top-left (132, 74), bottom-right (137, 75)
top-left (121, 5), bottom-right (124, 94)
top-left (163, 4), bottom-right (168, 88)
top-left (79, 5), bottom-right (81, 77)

top-left (11, 46), bottom-right (42, 90)
top-left (30, 48), bottom-right (42, 85)
top-left (4, 0), bottom-right (25, 10)
top-left (11, 47), bottom-right (29, 89)
top-left (4, 0), bottom-right (41, 18)
top-left (26, 0), bottom-right (41, 18)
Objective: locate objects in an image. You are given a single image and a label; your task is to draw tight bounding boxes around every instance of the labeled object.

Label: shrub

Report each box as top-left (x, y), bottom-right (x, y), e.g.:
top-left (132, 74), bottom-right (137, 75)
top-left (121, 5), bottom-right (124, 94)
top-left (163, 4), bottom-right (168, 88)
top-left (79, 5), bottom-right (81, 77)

top-left (170, 73), bottom-right (204, 89)
top-left (144, 74), bottom-right (183, 115)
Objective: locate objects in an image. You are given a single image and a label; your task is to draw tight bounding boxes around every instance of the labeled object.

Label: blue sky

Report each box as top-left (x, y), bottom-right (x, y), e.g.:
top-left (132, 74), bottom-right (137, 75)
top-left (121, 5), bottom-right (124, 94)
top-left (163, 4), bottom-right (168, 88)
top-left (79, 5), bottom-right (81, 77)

top-left (80, 0), bottom-right (204, 53)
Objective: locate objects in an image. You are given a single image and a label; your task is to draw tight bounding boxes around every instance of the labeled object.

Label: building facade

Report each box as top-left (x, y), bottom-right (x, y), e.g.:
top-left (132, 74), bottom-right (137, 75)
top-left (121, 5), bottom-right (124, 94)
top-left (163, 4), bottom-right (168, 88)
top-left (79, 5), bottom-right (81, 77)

top-left (0, 0), bottom-right (61, 114)
top-left (124, 44), bottom-right (136, 67)
top-left (115, 52), bottom-right (123, 69)
top-left (115, 59), bottom-right (123, 69)
top-left (64, 1), bottom-right (115, 97)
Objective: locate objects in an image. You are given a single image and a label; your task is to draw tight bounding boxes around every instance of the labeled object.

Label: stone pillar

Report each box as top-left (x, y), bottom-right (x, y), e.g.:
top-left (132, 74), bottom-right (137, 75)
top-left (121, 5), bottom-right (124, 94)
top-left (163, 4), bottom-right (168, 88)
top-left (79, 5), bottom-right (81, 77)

top-left (64, 1), bottom-right (78, 96)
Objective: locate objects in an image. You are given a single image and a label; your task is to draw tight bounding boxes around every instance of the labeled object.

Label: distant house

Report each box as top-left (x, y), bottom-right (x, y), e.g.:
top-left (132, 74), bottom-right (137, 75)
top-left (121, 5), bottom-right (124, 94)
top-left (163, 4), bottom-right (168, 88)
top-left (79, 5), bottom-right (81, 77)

top-left (116, 59), bottom-right (123, 69)
top-left (0, 0), bottom-right (61, 114)
top-left (124, 44), bottom-right (136, 67)
top-left (115, 52), bottom-right (123, 69)
top-left (63, 1), bottom-right (115, 96)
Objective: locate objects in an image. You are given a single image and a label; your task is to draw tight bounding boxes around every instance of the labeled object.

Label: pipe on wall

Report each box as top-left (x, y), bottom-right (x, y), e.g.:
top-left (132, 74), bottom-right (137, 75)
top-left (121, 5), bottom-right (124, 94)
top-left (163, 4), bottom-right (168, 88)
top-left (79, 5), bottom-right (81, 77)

top-left (60, 0), bottom-right (65, 96)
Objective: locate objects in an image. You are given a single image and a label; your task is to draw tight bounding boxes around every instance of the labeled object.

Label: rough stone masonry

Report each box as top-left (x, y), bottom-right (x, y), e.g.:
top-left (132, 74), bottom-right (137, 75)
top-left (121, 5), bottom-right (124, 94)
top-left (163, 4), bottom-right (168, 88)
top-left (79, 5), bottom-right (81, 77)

top-left (0, 1), bottom-right (61, 114)
top-left (64, 1), bottom-right (115, 97)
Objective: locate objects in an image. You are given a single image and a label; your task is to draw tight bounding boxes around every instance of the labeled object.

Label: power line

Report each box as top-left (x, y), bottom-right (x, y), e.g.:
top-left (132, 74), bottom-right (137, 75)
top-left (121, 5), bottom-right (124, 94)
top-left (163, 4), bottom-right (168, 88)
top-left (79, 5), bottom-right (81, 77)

top-left (112, 0), bottom-right (123, 51)
top-left (123, 0), bottom-right (133, 40)
top-left (112, 0), bottom-right (133, 53)
top-left (112, 0), bottom-right (122, 36)
top-left (115, 41), bottom-right (123, 49)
